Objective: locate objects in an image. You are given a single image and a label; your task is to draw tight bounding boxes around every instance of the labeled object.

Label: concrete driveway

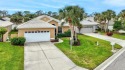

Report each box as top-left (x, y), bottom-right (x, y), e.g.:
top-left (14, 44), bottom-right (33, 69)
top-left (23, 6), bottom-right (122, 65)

top-left (24, 42), bottom-right (87, 70)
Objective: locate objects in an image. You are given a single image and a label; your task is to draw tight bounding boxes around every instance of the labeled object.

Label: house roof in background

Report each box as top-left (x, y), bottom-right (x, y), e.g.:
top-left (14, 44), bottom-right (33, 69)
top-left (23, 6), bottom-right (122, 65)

top-left (2, 17), bottom-right (10, 21)
top-left (0, 20), bottom-right (13, 27)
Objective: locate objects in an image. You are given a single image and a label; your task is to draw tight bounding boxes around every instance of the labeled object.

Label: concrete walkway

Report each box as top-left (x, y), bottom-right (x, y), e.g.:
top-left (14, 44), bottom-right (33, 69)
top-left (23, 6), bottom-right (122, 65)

top-left (84, 33), bottom-right (125, 70)
top-left (24, 42), bottom-right (87, 70)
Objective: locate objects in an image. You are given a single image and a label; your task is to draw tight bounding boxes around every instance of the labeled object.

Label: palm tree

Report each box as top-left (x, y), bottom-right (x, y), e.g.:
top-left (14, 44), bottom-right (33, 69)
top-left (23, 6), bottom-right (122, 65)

top-left (59, 5), bottom-right (85, 44)
top-left (118, 10), bottom-right (125, 30)
top-left (102, 10), bottom-right (116, 31)
top-left (35, 10), bottom-right (43, 16)
top-left (48, 11), bottom-right (52, 16)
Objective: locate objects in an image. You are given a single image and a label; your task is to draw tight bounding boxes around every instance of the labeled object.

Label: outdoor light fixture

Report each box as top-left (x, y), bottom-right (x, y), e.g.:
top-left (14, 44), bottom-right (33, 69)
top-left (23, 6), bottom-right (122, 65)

top-left (110, 42), bottom-right (116, 53)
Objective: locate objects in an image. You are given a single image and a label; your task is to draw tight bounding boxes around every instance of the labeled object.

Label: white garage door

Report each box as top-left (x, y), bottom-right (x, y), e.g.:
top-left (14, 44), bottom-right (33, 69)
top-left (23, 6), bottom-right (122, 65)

top-left (24, 31), bottom-right (50, 42)
top-left (80, 28), bottom-right (93, 33)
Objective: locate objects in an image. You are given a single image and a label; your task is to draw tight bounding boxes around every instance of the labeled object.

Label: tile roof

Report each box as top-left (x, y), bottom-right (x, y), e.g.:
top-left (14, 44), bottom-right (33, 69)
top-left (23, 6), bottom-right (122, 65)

top-left (17, 15), bottom-right (56, 29)
top-left (0, 20), bottom-right (13, 27)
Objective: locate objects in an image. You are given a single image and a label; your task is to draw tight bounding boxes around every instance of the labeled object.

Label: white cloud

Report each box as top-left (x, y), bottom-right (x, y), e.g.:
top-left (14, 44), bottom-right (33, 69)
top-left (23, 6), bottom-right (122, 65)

top-left (39, 3), bottom-right (63, 8)
top-left (104, 0), bottom-right (125, 6)
top-left (0, 8), bottom-right (36, 12)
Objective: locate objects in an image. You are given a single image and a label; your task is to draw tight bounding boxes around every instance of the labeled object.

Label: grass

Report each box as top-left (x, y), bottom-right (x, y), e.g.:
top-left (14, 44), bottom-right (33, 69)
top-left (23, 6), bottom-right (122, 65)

top-left (0, 42), bottom-right (24, 70)
top-left (99, 31), bottom-right (125, 40)
top-left (55, 35), bottom-right (121, 70)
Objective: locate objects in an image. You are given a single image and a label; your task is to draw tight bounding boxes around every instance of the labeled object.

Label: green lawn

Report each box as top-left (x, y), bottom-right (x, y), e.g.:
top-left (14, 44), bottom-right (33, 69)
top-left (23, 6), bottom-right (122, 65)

top-left (99, 32), bottom-right (125, 40)
top-left (55, 35), bottom-right (121, 70)
top-left (0, 42), bottom-right (24, 70)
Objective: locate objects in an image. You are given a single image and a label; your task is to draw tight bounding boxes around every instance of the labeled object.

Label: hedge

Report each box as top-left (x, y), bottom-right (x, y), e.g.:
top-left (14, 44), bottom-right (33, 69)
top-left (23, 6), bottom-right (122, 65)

top-left (57, 30), bottom-right (71, 38)
top-left (11, 37), bottom-right (26, 46)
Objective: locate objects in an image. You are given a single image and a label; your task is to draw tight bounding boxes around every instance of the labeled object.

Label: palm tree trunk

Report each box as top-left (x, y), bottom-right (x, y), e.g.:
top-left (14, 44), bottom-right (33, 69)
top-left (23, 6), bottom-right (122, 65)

top-left (107, 20), bottom-right (109, 32)
top-left (1, 34), bottom-right (3, 42)
top-left (69, 24), bottom-right (74, 45)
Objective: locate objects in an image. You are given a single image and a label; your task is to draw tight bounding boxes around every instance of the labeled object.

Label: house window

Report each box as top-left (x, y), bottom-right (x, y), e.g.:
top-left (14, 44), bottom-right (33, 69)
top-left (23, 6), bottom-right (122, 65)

top-left (58, 27), bottom-right (62, 33)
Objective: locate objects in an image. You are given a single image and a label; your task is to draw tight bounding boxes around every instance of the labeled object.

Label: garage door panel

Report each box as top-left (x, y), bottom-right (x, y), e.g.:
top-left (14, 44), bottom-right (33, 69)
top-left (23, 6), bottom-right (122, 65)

top-left (80, 28), bottom-right (93, 33)
top-left (24, 31), bottom-right (50, 42)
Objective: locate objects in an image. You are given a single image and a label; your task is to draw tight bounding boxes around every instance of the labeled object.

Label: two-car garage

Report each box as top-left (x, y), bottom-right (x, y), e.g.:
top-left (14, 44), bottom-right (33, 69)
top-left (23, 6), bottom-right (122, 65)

top-left (24, 31), bottom-right (50, 42)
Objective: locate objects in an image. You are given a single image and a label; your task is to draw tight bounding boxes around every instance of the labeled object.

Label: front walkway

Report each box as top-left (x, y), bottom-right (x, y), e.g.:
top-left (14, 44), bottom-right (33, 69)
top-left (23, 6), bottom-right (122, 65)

top-left (84, 33), bottom-right (125, 70)
top-left (24, 42), bottom-right (87, 70)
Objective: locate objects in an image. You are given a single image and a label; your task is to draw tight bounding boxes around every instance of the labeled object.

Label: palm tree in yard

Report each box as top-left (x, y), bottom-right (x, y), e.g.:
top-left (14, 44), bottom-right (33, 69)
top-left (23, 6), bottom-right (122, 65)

top-left (59, 5), bottom-right (85, 45)
top-left (118, 10), bottom-right (125, 29)
top-left (102, 10), bottom-right (116, 32)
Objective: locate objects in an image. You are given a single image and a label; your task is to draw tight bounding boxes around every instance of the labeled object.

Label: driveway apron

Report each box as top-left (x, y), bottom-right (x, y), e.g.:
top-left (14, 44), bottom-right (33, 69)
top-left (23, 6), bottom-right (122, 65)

top-left (24, 42), bottom-right (87, 70)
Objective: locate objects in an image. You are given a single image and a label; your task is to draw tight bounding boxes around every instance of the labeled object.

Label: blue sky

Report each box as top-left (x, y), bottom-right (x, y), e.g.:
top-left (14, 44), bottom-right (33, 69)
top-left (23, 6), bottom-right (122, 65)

top-left (0, 0), bottom-right (125, 14)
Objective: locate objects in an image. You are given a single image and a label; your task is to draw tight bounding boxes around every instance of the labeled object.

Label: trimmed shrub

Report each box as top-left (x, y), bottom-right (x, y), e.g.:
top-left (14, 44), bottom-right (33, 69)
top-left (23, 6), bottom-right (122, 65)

top-left (57, 30), bottom-right (71, 38)
top-left (11, 37), bottom-right (26, 46)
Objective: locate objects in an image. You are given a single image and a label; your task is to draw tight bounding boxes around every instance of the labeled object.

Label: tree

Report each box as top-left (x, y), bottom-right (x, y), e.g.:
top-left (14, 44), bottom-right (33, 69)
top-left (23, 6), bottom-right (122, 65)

top-left (118, 10), bottom-right (125, 29)
top-left (77, 24), bottom-right (83, 33)
top-left (10, 15), bottom-right (23, 25)
top-left (113, 21), bottom-right (122, 31)
top-left (59, 5), bottom-right (85, 45)
top-left (48, 11), bottom-right (52, 16)
top-left (0, 27), bottom-right (7, 42)
top-left (102, 10), bottom-right (116, 31)
top-left (35, 10), bottom-right (43, 16)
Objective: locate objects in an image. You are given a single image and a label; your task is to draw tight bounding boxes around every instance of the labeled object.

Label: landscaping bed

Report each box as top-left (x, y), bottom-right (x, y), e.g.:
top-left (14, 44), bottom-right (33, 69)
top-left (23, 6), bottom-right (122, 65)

top-left (55, 34), bottom-right (121, 70)
top-left (0, 42), bottom-right (24, 70)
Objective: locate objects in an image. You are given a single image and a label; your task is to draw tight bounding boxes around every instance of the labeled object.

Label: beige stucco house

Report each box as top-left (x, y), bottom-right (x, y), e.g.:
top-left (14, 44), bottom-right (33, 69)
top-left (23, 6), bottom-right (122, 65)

top-left (0, 19), bottom-right (13, 42)
top-left (17, 15), bottom-right (70, 42)
top-left (17, 15), bottom-right (99, 42)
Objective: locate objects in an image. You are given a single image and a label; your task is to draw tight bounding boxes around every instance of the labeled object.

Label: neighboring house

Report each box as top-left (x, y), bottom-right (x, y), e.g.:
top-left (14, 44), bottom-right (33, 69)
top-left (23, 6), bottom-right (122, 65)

top-left (76, 17), bottom-right (99, 33)
top-left (17, 15), bottom-right (99, 42)
top-left (17, 15), bottom-right (70, 42)
top-left (0, 19), bottom-right (13, 41)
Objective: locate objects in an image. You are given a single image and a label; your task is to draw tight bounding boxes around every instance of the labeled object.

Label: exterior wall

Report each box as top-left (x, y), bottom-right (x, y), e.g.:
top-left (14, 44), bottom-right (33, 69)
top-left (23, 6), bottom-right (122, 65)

top-left (3, 25), bottom-right (12, 42)
top-left (41, 17), bottom-right (50, 22)
top-left (10, 34), bottom-right (18, 38)
top-left (18, 28), bottom-right (55, 40)
top-left (62, 26), bottom-right (70, 33)
top-left (48, 20), bottom-right (58, 34)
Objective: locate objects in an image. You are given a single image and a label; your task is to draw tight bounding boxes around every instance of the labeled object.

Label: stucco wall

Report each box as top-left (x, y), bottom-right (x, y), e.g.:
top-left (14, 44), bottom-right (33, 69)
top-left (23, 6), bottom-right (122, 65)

top-left (48, 20), bottom-right (58, 34)
top-left (18, 28), bottom-right (55, 39)
top-left (41, 17), bottom-right (50, 22)
top-left (62, 26), bottom-right (70, 33)
top-left (10, 34), bottom-right (18, 38)
top-left (3, 25), bottom-right (12, 42)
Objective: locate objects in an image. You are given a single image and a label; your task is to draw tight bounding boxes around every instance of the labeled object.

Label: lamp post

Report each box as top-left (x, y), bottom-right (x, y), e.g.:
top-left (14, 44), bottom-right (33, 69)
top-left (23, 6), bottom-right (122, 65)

top-left (110, 42), bottom-right (116, 53)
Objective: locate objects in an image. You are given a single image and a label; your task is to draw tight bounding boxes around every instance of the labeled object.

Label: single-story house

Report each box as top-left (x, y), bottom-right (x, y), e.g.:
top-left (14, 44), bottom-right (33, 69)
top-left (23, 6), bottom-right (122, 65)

top-left (0, 19), bottom-right (13, 41)
top-left (17, 15), bottom-right (99, 42)
top-left (17, 15), bottom-right (70, 42)
top-left (76, 17), bottom-right (99, 33)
